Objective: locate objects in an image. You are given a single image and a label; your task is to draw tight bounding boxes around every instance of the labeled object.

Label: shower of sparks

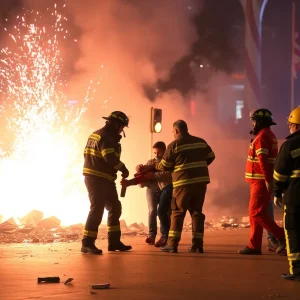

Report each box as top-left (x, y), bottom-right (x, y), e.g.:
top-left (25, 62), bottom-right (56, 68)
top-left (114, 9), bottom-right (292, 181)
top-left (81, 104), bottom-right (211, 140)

top-left (0, 3), bottom-right (105, 225)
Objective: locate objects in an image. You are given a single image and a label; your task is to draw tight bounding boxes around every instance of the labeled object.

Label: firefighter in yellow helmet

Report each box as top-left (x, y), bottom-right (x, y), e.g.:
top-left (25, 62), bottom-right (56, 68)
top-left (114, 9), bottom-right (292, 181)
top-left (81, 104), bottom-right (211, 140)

top-left (81, 111), bottom-right (132, 254)
top-left (273, 107), bottom-right (300, 280)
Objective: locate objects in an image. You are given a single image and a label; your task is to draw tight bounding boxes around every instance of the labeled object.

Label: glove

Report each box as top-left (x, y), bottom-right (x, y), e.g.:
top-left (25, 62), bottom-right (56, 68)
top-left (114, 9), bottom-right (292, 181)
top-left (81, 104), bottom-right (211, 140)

top-left (120, 178), bottom-right (129, 187)
top-left (121, 166), bottom-right (129, 179)
top-left (265, 180), bottom-right (274, 192)
top-left (274, 197), bottom-right (283, 208)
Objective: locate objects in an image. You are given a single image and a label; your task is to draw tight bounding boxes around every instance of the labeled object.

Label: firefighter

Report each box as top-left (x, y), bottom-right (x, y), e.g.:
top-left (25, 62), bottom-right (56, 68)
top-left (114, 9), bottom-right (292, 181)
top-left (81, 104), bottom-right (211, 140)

top-left (81, 111), bottom-right (132, 254)
top-left (273, 107), bottom-right (300, 280)
top-left (138, 120), bottom-right (215, 253)
top-left (238, 108), bottom-right (286, 255)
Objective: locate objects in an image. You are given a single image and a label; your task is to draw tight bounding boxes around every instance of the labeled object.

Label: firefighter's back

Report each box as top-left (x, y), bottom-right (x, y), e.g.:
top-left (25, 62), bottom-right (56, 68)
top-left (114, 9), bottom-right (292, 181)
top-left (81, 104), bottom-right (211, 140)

top-left (171, 134), bottom-right (212, 188)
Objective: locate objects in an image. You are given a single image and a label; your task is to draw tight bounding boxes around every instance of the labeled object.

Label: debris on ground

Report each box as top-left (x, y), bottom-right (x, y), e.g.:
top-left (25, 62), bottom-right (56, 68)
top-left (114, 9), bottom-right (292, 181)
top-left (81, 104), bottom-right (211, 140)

top-left (0, 214), bottom-right (283, 244)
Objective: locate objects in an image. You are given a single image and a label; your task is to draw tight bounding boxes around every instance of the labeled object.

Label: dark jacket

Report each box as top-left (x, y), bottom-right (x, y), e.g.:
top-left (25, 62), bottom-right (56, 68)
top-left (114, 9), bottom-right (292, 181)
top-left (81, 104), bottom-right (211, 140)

top-left (154, 132), bottom-right (215, 188)
top-left (273, 130), bottom-right (300, 206)
top-left (83, 123), bottom-right (127, 181)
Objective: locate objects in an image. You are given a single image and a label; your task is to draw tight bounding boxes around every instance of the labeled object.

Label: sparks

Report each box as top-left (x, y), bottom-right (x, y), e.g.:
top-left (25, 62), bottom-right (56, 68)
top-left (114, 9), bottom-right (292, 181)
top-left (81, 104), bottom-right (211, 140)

top-left (0, 2), bottom-right (105, 225)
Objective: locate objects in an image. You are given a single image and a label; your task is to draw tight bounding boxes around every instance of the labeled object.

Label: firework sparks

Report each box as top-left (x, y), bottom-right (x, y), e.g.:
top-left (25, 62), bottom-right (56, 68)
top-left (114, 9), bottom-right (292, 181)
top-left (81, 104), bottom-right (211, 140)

top-left (0, 3), bottom-right (103, 225)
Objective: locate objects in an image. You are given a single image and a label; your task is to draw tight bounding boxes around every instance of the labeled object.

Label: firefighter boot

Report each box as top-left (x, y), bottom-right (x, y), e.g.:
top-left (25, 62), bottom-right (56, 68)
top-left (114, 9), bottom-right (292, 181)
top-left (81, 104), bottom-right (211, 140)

top-left (81, 243), bottom-right (103, 255)
top-left (189, 238), bottom-right (204, 253)
top-left (107, 227), bottom-right (131, 251)
top-left (238, 246), bottom-right (262, 255)
top-left (281, 273), bottom-right (300, 281)
top-left (160, 244), bottom-right (178, 253)
top-left (188, 244), bottom-right (204, 253)
top-left (108, 242), bottom-right (132, 252)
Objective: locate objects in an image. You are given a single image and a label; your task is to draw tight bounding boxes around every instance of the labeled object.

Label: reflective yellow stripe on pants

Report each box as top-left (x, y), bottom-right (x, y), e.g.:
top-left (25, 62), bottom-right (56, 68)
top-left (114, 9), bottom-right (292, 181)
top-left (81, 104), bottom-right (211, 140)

top-left (284, 205), bottom-right (294, 275)
top-left (107, 225), bottom-right (120, 232)
top-left (83, 230), bottom-right (98, 238)
top-left (168, 230), bottom-right (181, 239)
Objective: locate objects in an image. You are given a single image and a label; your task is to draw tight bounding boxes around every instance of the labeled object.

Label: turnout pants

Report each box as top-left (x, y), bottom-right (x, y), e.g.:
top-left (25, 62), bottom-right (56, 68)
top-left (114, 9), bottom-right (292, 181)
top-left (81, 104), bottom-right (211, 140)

top-left (284, 205), bottom-right (300, 275)
top-left (82, 176), bottom-right (122, 246)
top-left (248, 180), bottom-right (285, 250)
top-left (168, 183), bottom-right (207, 247)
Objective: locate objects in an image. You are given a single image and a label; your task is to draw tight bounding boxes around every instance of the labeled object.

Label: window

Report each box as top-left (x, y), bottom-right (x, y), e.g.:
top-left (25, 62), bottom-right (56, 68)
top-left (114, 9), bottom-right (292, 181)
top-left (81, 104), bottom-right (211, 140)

top-left (236, 100), bottom-right (244, 119)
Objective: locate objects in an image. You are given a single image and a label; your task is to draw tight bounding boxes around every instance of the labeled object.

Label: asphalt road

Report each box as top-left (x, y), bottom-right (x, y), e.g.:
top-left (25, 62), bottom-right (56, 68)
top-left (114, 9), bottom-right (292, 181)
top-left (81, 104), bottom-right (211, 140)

top-left (0, 230), bottom-right (299, 300)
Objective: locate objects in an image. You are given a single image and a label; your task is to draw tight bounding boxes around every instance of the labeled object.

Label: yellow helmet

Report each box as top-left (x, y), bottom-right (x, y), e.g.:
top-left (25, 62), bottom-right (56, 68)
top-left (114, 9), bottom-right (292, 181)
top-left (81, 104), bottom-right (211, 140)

top-left (288, 107), bottom-right (300, 125)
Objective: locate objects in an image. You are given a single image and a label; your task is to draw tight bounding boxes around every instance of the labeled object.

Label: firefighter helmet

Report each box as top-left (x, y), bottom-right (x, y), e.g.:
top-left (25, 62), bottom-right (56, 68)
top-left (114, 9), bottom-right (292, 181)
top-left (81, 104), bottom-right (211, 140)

top-left (250, 109), bottom-right (276, 125)
top-left (102, 111), bottom-right (129, 127)
top-left (288, 107), bottom-right (300, 125)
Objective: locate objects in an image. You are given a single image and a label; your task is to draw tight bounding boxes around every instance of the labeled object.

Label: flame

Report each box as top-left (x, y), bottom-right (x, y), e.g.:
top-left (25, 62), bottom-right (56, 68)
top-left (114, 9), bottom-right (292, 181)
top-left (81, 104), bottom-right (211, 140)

top-left (0, 2), bottom-right (105, 225)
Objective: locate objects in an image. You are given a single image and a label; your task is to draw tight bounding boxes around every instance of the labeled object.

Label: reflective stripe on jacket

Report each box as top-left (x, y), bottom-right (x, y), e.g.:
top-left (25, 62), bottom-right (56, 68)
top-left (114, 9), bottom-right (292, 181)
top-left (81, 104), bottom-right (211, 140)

top-left (155, 133), bottom-right (215, 188)
top-left (245, 127), bottom-right (278, 182)
top-left (83, 124), bottom-right (126, 181)
top-left (273, 130), bottom-right (300, 205)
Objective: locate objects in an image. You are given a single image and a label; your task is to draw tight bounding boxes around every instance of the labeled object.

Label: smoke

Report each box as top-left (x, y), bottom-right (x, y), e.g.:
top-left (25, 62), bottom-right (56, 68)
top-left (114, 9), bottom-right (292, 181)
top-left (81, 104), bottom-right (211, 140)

top-left (64, 0), bottom-right (207, 224)
top-left (68, 0), bottom-right (201, 87)
top-left (0, 0), bottom-right (251, 224)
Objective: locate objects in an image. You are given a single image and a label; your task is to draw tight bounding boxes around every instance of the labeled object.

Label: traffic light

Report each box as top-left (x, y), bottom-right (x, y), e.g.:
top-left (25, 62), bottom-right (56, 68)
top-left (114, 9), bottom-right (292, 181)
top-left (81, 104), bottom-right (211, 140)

top-left (151, 108), bottom-right (162, 133)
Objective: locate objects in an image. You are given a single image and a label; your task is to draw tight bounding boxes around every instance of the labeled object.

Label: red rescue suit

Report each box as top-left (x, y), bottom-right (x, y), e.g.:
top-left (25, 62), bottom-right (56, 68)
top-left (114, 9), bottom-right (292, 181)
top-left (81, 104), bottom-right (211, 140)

top-left (245, 127), bottom-right (284, 250)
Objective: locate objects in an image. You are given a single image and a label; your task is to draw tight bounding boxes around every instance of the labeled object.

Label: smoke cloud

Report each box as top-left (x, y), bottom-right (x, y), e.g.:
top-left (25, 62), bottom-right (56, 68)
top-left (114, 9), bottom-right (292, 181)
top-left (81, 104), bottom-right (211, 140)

top-left (68, 0), bottom-right (201, 88)
top-left (65, 0), bottom-right (207, 224)
top-left (1, 0), bottom-right (252, 225)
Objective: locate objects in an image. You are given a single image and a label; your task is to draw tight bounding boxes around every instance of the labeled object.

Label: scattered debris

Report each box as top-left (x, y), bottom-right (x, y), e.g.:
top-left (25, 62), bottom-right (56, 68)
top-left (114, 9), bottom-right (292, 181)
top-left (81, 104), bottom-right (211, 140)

top-left (64, 278), bottom-right (73, 285)
top-left (19, 210), bottom-right (44, 227)
top-left (37, 276), bottom-right (60, 284)
top-left (241, 216), bottom-right (250, 223)
top-left (120, 220), bottom-right (128, 231)
top-left (38, 216), bottom-right (61, 229)
top-left (0, 217), bottom-right (18, 233)
top-left (69, 223), bottom-right (83, 230)
top-left (0, 214), bottom-right (283, 244)
top-left (90, 283), bottom-right (110, 289)
top-left (18, 225), bottom-right (35, 233)
top-left (128, 223), bottom-right (140, 231)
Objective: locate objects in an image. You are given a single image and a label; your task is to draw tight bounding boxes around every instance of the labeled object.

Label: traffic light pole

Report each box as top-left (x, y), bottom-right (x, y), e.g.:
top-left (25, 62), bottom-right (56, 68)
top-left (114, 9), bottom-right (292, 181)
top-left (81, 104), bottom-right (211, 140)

top-left (150, 107), bottom-right (153, 159)
top-left (150, 131), bottom-right (153, 159)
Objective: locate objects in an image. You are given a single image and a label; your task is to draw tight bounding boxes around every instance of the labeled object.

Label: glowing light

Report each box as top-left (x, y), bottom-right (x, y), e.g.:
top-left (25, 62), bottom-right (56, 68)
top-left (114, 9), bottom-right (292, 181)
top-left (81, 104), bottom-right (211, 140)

top-left (0, 2), bottom-right (103, 225)
top-left (154, 122), bottom-right (162, 133)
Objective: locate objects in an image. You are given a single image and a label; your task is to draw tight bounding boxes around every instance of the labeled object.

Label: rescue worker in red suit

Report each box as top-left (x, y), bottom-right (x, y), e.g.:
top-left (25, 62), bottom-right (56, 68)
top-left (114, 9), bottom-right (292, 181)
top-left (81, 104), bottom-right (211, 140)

top-left (81, 111), bottom-right (132, 254)
top-left (238, 109), bottom-right (286, 255)
top-left (273, 107), bottom-right (300, 280)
